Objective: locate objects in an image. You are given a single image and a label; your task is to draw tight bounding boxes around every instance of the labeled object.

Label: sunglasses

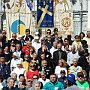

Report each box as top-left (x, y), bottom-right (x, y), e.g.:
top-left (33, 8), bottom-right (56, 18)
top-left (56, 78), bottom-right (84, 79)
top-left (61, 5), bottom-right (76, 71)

top-left (30, 65), bottom-right (35, 67)
top-left (78, 75), bottom-right (84, 78)
top-left (27, 80), bottom-right (32, 82)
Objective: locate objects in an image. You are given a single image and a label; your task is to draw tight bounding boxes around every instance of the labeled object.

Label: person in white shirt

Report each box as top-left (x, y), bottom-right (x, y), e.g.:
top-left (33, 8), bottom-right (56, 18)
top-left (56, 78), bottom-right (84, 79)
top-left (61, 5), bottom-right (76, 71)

top-left (32, 36), bottom-right (41, 53)
top-left (55, 59), bottom-right (67, 78)
top-left (50, 41), bottom-right (57, 58)
top-left (11, 60), bottom-right (25, 81)
top-left (38, 71), bottom-right (50, 86)
top-left (67, 45), bottom-right (79, 66)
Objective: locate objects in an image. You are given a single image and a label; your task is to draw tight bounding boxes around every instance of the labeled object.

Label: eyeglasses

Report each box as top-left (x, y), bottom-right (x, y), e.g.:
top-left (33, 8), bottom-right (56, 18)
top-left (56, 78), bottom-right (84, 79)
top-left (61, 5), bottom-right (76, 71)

top-left (2, 32), bottom-right (6, 34)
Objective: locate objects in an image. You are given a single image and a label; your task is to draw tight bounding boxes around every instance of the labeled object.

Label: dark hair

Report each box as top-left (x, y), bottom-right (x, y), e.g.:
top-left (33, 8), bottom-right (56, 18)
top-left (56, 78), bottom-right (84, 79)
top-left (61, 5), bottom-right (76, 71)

top-left (19, 74), bottom-right (25, 78)
top-left (79, 32), bottom-right (85, 37)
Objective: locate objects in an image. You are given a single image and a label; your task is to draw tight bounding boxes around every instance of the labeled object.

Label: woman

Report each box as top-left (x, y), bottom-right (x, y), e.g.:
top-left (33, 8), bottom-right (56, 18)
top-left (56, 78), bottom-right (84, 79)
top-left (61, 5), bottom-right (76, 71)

top-left (55, 59), bottom-right (67, 78)
top-left (26, 62), bottom-right (40, 81)
top-left (3, 46), bottom-right (12, 65)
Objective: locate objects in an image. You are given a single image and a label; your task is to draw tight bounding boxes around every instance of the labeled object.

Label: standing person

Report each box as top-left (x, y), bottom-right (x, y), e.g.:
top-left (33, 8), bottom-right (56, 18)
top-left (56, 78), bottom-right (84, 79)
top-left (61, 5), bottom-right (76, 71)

top-left (2, 77), bottom-right (19, 90)
top-left (22, 29), bottom-right (34, 45)
top-left (53, 43), bottom-right (67, 66)
top-left (43, 74), bottom-right (64, 90)
top-left (76, 72), bottom-right (89, 90)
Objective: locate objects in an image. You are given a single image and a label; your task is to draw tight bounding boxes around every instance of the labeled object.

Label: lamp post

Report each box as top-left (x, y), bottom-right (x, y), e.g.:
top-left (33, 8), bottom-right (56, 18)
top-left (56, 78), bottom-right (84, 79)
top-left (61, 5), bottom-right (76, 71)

top-left (79, 0), bottom-right (83, 32)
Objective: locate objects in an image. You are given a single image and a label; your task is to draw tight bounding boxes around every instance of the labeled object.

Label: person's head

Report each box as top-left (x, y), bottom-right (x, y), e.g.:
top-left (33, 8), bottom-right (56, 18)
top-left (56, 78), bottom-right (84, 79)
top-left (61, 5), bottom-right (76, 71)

top-left (47, 35), bottom-right (51, 41)
top-left (16, 44), bottom-right (21, 51)
top-left (57, 43), bottom-right (62, 50)
top-left (73, 58), bottom-right (78, 67)
top-left (24, 55), bottom-right (30, 61)
top-left (2, 30), bottom-right (7, 36)
top-left (18, 35), bottom-right (22, 40)
top-left (32, 53), bottom-right (37, 60)
top-left (0, 47), bottom-right (3, 53)
top-left (12, 33), bottom-right (17, 39)
top-left (64, 38), bottom-right (69, 45)
top-left (40, 53), bottom-right (45, 60)
top-left (58, 35), bottom-right (62, 41)
top-left (86, 31), bottom-right (90, 38)
top-left (66, 74), bottom-right (75, 86)
top-left (53, 28), bottom-right (58, 34)
top-left (10, 40), bottom-right (15, 47)
top-left (19, 74), bottom-right (25, 82)
top-left (71, 45), bottom-right (76, 52)
top-left (33, 81), bottom-right (41, 90)
top-left (58, 60), bottom-right (63, 67)
top-left (47, 29), bottom-right (51, 35)
top-left (53, 41), bottom-right (57, 48)
top-left (25, 29), bottom-right (30, 36)
top-left (29, 62), bottom-right (36, 71)
top-left (40, 71), bottom-right (46, 80)
top-left (0, 57), bottom-right (5, 64)
top-left (41, 60), bottom-right (47, 67)
top-left (7, 77), bottom-right (15, 88)
top-left (50, 74), bottom-right (57, 83)
top-left (11, 73), bottom-right (17, 81)
top-left (4, 46), bottom-right (9, 52)
top-left (34, 36), bottom-right (39, 43)
top-left (64, 44), bottom-right (69, 51)
top-left (33, 74), bottom-right (38, 80)
top-left (17, 60), bottom-right (22, 68)
top-left (13, 52), bottom-right (19, 59)
top-left (60, 70), bottom-right (66, 78)
top-left (79, 32), bottom-right (85, 39)
top-left (77, 72), bottom-right (85, 83)
top-left (74, 35), bottom-right (80, 42)
top-left (42, 45), bottom-right (48, 52)
top-left (26, 41), bottom-right (32, 47)
top-left (26, 79), bottom-right (32, 87)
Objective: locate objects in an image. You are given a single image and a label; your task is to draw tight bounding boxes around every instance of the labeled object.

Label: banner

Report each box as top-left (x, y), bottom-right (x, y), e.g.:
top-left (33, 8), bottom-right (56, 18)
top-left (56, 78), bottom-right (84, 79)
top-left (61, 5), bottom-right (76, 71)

top-left (5, 0), bottom-right (36, 39)
top-left (37, 0), bottom-right (54, 28)
top-left (60, 12), bottom-right (73, 34)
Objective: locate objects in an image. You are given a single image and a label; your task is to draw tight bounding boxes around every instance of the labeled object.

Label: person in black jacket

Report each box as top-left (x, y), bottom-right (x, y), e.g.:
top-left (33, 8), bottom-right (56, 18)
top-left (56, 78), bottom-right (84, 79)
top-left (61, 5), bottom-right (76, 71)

top-left (53, 43), bottom-right (67, 67)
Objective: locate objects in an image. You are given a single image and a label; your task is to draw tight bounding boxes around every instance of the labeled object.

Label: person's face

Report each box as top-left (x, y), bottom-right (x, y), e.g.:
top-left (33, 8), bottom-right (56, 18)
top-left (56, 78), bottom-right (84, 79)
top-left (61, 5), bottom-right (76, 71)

top-left (2, 31), bottom-right (6, 36)
top-left (17, 64), bottom-right (22, 68)
top-left (0, 58), bottom-right (5, 64)
top-left (50, 75), bottom-right (56, 83)
top-left (58, 60), bottom-right (63, 67)
top-left (25, 30), bottom-right (30, 36)
top-left (64, 40), bottom-right (69, 45)
top-left (71, 46), bottom-right (76, 52)
top-left (33, 53), bottom-right (37, 59)
top-left (47, 30), bottom-right (51, 35)
top-left (77, 75), bottom-right (84, 83)
top-left (42, 61), bottom-right (47, 67)
top-left (8, 79), bottom-right (15, 88)
top-left (61, 73), bottom-right (65, 77)
top-left (26, 80), bottom-right (32, 87)
top-left (4, 46), bottom-right (9, 52)
top-left (41, 74), bottom-right (46, 80)
top-left (16, 44), bottom-right (21, 50)
top-left (80, 34), bottom-right (84, 39)
top-left (47, 35), bottom-right (51, 41)
top-left (87, 31), bottom-right (90, 38)
top-left (53, 42), bottom-right (57, 48)
top-left (12, 34), bottom-right (17, 39)
top-left (24, 57), bottom-right (29, 61)
top-left (30, 64), bottom-right (35, 70)
top-left (34, 83), bottom-right (40, 90)
top-left (73, 59), bottom-right (77, 66)
top-left (75, 36), bottom-right (80, 42)
top-left (57, 43), bottom-right (62, 49)
top-left (26, 42), bottom-right (31, 47)
top-left (19, 76), bottom-right (25, 82)
top-left (11, 74), bottom-right (17, 80)
top-left (65, 45), bottom-right (69, 50)
top-left (41, 54), bottom-right (45, 60)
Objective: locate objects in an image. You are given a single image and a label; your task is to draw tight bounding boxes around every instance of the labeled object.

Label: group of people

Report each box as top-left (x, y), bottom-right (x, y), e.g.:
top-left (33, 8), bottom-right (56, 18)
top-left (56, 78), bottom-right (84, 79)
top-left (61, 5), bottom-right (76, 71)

top-left (0, 28), bottom-right (90, 90)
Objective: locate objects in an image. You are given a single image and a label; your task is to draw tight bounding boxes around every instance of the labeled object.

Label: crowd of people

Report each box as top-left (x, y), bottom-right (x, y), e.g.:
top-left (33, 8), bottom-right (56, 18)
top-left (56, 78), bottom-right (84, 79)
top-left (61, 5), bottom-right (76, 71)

top-left (0, 28), bottom-right (90, 90)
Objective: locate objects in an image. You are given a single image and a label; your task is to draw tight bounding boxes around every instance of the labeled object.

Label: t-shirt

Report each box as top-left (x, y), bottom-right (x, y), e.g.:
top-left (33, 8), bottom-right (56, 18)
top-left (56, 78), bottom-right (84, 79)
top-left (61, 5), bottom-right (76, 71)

top-left (76, 80), bottom-right (89, 90)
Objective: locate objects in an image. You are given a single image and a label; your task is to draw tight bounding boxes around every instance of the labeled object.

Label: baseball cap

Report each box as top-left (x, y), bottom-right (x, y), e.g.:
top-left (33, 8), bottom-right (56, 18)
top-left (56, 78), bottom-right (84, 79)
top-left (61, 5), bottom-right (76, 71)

top-left (67, 74), bottom-right (75, 84)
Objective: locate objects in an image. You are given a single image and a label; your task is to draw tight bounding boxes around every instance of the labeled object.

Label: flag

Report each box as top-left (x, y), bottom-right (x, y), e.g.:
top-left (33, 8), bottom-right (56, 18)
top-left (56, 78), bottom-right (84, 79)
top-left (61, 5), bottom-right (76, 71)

top-left (37, 0), bottom-right (54, 28)
top-left (26, 0), bottom-right (33, 11)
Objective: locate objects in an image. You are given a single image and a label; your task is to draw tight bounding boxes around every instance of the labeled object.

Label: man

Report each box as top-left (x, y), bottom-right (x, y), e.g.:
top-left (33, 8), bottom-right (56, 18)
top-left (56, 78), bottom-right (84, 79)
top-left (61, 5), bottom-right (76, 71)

top-left (43, 74), bottom-right (64, 90)
top-left (76, 72), bottom-right (89, 90)
top-left (67, 45), bottom-right (79, 66)
top-left (53, 43), bottom-right (67, 66)
top-left (68, 58), bottom-right (82, 79)
top-left (22, 29), bottom-right (34, 45)
top-left (0, 57), bottom-right (10, 80)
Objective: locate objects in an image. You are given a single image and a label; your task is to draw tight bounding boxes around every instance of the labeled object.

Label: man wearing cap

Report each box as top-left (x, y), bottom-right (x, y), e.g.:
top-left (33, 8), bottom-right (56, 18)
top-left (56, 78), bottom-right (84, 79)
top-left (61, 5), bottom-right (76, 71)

top-left (76, 72), bottom-right (89, 90)
top-left (64, 74), bottom-right (82, 90)
top-left (32, 36), bottom-right (41, 53)
top-left (11, 60), bottom-right (25, 81)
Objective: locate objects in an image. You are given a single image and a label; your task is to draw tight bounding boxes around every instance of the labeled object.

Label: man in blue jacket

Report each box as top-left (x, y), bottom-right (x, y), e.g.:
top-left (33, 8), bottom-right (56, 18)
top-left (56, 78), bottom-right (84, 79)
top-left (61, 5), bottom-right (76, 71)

top-left (43, 74), bottom-right (64, 90)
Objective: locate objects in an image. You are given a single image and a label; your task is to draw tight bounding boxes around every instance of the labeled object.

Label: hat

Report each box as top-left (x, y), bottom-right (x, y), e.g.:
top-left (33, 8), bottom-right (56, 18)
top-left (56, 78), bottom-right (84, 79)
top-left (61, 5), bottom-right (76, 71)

top-left (67, 74), bottom-right (75, 84)
top-left (18, 35), bottom-right (22, 38)
top-left (17, 60), bottom-right (22, 65)
top-left (24, 55), bottom-right (29, 58)
top-left (34, 36), bottom-right (39, 39)
top-left (35, 32), bottom-right (39, 35)
top-left (13, 52), bottom-right (19, 57)
top-left (77, 72), bottom-right (84, 78)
